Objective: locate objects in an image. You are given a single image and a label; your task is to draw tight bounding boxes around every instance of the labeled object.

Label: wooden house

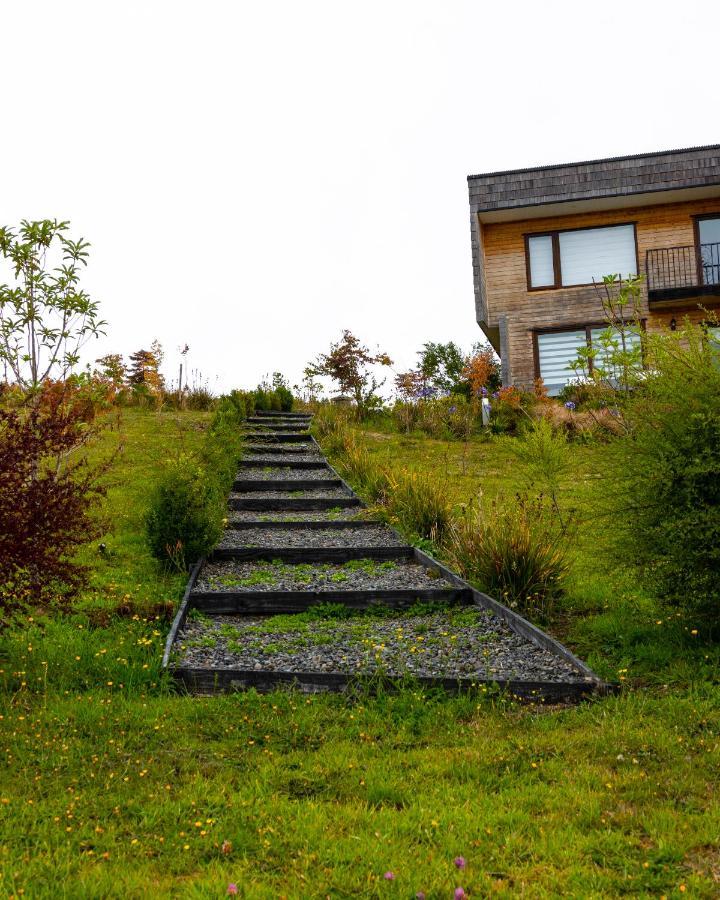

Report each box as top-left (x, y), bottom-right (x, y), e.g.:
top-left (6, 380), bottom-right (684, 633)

top-left (467, 145), bottom-right (720, 394)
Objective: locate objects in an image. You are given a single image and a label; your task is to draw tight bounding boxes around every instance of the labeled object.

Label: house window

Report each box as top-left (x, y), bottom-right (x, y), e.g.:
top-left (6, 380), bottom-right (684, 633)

top-left (697, 217), bottom-right (720, 286)
top-left (536, 330), bottom-right (587, 395)
top-left (536, 324), bottom-right (643, 395)
top-left (525, 223), bottom-right (637, 290)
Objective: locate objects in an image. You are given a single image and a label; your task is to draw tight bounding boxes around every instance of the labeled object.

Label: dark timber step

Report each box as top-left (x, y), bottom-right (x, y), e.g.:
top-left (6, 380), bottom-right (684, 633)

top-left (210, 546), bottom-right (414, 563)
top-left (232, 479), bottom-right (342, 492)
top-left (228, 497), bottom-right (362, 511)
top-left (253, 411), bottom-right (311, 418)
top-left (241, 432), bottom-right (310, 443)
top-left (245, 444), bottom-right (317, 454)
top-left (239, 459), bottom-right (328, 469)
top-left (189, 587), bottom-right (470, 615)
top-left (226, 519), bottom-right (381, 530)
top-left (244, 423), bottom-right (311, 432)
top-left (173, 667), bottom-right (603, 702)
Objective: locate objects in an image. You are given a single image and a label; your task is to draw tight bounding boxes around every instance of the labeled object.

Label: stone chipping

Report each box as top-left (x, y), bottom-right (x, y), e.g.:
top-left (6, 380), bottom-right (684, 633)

top-left (169, 410), bottom-right (597, 692)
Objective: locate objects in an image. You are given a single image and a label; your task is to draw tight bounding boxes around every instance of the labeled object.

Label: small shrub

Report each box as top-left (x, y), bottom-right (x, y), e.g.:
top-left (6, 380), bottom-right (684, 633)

top-left (609, 322), bottom-right (720, 629)
top-left (489, 387), bottom-right (536, 435)
top-left (0, 383), bottom-right (109, 613)
top-left (444, 495), bottom-right (570, 619)
top-left (145, 455), bottom-right (223, 571)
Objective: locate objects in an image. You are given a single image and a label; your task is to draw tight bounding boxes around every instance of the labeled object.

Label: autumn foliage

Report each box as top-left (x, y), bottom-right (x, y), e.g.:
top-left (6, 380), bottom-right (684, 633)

top-left (0, 384), bottom-right (109, 614)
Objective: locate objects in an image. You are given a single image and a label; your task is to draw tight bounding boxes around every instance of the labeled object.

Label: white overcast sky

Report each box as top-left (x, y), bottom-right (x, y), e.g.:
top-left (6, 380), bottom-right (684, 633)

top-left (2, 0), bottom-right (718, 393)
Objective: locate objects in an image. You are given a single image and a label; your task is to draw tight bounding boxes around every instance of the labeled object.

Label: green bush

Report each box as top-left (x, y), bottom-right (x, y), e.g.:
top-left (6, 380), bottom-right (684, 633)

top-left (145, 455), bottom-right (223, 570)
top-left (444, 494), bottom-right (569, 620)
top-left (610, 323), bottom-right (720, 629)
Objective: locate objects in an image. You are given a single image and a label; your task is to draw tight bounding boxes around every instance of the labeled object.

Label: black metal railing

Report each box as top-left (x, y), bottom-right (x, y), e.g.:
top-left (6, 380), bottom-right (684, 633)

top-left (646, 242), bottom-right (720, 297)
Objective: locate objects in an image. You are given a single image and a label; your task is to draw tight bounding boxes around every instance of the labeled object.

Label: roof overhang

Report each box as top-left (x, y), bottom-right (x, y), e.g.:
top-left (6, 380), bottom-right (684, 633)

top-left (476, 184), bottom-right (720, 224)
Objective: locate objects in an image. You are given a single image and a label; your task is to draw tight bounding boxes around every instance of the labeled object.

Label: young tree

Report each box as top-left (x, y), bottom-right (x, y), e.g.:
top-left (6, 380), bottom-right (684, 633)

top-left (95, 353), bottom-right (126, 387)
top-left (0, 219), bottom-right (105, 392)
top-left (127, 346), bottom-right (164, 392)
top-left (307, 330), bottom-right (392, 410)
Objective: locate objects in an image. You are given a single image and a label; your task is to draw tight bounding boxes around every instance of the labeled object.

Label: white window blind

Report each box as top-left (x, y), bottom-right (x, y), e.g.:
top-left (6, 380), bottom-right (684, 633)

top-left (528, 235), bottom-right (555, 287)
top-left (537, 330), bottom-right (587, 396)
top-left (559, 225), bottom-right (637, 286)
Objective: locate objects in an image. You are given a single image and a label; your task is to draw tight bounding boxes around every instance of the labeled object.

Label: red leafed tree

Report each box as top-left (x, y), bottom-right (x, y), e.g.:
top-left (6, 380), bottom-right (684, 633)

top-left (0, 384), bottom-right (109, 613)
top-left (307, 330), bottom-right (392, 410)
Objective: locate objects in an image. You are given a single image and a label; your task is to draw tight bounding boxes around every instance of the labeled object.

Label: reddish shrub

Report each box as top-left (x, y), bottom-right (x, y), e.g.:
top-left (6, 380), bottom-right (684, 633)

top-left (0, 384), bottom-right (109, 614)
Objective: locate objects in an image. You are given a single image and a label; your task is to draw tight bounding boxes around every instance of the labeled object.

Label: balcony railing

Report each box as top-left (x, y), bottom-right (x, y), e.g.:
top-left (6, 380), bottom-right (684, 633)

top-left (646, 242), bottom-right (720, 301)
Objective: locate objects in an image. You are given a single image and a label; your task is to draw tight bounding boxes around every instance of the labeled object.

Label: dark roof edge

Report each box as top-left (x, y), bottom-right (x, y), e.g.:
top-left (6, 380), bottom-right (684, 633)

top-left (467, 144), bottom-right (720, 182)
top-left (473, 181), bottom-right (720, 215)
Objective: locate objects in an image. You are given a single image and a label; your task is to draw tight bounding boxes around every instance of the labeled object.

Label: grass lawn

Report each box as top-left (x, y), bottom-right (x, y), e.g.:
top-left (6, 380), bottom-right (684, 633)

top-left (1, 411), bottom-right (719, 898)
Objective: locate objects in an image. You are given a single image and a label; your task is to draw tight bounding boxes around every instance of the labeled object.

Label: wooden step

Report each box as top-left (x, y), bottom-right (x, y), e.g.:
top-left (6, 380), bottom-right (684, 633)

top-left (189, 586), bottom-right (470, 614)
top-left (210, 546), bottom-right (413, 563)
top-left (228, 497), bottom-right (362, 511)
top-left (232, 478), bottom-right (342, 492)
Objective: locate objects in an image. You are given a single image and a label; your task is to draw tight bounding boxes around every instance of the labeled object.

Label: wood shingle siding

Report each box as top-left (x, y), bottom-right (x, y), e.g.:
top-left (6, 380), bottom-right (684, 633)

top-left (468, 145), bottom-right (720, 212)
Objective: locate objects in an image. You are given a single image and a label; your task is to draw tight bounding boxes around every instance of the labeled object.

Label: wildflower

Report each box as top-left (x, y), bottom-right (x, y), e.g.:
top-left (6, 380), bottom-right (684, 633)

top-left (564, 401), bottom-right (576, 410)
top-left (449, 406), bottom-right (457, 413)
top-left (454, 856), bottom-right (466, 869)
top-left (221, 839), bottom-right (232, 854)
top-left (416, 893), bottom-right (426, 900)
top-left (491, 391), bottom-right (499, 400)
top-left (455, 889), bottom-right (466, 899)
top-left (384, 871), bottom-right (395, 881)
top-left (227, 885), bottom-right (238, 896)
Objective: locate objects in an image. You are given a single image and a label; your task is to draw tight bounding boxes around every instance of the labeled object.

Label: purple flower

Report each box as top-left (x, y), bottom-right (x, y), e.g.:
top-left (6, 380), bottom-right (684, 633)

top-left (454, 889), bottom-right (466, 899)
top-left (610, 407), bottom-right (620, 417)
top-left (227, 886), bottom-right (238, 896)
top-left (481, 387), bottom-right (488, 396)
top-left (383, 871), bottom-right (395, 881)
top-left (454, 856), bottom-right (466, 870)
top-left (415, 893), bottom-right (426, 900)
top-left (491, 391), bottom-right (499, 400)
top-left (564, 401), bottom-right (576, 410)
top-left (449, 405), bottom-right (457, 413)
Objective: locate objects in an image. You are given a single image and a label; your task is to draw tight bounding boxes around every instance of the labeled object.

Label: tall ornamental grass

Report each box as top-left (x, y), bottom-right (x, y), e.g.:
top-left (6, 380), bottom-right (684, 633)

top-left (444, 495), bottom-right (570, 620)
top-left (385, 468), bottom-right (452, 542)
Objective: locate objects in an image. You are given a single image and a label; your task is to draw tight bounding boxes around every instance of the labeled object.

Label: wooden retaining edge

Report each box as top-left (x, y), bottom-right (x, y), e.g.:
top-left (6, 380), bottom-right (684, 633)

top-left (171, 667), bottom-right (604, 701)
top-left (228, 497), bottom-right (362, 511)
top-left (188, 587), bottom-right (470, 614)
top-left (253, 411), bottom-right (312, 419)
top-left (225, 519), bottom-right (382, 530)
top-left (245, 422), bottom-right (305, 434)
top-left (244, 445), bottom-right (317, 454)
top-left (161, 558), bottom-right (204, 668)
top-left (239, 459), bottom-right (329, 469)
top-left (232, 479), bottom-right (342, 492)
top-left (241, 433), bottom-right (311, 443)
top-left (210, 545), bottom-right (414, 563)
top-left (411, 547), bottom-right (607, 686)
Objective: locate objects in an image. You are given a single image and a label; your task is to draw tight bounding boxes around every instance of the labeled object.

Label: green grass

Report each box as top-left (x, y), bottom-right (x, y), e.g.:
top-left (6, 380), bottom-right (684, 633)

top-left (1, 410), bottom-right (719, 897)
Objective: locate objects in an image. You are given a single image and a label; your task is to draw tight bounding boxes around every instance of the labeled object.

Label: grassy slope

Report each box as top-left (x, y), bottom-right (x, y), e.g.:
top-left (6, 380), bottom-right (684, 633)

top-left (1, 413), bottom-right (719, 898)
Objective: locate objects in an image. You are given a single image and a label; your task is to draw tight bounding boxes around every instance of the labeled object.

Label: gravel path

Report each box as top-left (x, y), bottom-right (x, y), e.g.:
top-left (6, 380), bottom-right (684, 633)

top-left (195, 559), bottom-right (452, 593)
top-left (236, 467), bottom-right (336, 481)
top-left (227, 510), bottom-right (375, 523)
top-left (230, 488), bottom-right (351, 500)
top-left (176, 611), bottom-right (588, 682)
top-left (217, 526), bottom-right (406, 549)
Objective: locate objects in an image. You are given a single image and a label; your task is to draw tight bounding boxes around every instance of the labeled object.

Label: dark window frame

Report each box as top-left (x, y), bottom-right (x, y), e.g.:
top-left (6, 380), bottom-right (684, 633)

top-left (693, 214), bottom-right (720, 286)
top-left (524, 222), bottom-right (639, 292)
top-left (531, 320), bottom-right (646, 382)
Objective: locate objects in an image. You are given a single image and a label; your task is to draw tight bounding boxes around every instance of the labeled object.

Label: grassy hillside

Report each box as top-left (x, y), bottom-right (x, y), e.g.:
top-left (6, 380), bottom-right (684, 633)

top-left (1, 411), bottom-right (718, 898)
